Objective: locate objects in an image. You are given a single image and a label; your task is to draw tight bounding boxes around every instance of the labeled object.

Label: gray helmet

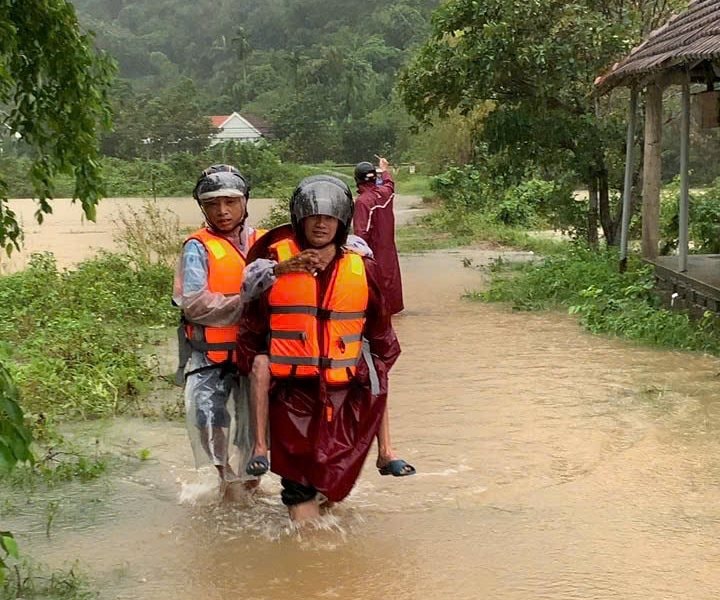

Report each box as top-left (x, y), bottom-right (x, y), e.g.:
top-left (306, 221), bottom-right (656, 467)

top-left (354, 161), bottom-right (376, 185)
top-left (192, 164), bottom-right (250, 203)
top-left (290, 175), bottom-right (354, 243)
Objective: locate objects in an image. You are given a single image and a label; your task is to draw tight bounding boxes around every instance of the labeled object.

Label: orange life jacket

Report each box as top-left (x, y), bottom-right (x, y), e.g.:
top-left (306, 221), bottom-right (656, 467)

top-left (268, 238), bottom-right (369, 384)
top-left (183, 226), bottom-right (264, 364)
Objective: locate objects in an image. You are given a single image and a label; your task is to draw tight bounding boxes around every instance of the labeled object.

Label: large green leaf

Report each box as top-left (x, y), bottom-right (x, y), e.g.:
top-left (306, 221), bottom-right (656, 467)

top-left (0, 361), bottom-right (32, 470)
top-left (0, 533), bottom-right (18, 559)
top-left (0, 0), bottom-right (116, 251)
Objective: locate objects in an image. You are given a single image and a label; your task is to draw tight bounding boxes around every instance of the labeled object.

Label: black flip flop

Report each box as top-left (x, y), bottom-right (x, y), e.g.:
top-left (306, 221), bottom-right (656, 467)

top-left (245, 455), bottom-right (269, 476)
top-left (378, 459), bottom-right (416, 477)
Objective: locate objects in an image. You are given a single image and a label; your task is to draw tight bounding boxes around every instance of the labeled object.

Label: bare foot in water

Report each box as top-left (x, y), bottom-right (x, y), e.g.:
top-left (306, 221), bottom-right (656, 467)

top-left (221, 478), bottom-right (258, 503)
top-left (288, 499), bottom-right (321, 523)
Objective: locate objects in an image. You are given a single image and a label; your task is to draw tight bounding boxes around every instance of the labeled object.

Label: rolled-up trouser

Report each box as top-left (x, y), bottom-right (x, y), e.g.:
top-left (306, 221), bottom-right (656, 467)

top-left (281, 478), bottom-right (317, 506)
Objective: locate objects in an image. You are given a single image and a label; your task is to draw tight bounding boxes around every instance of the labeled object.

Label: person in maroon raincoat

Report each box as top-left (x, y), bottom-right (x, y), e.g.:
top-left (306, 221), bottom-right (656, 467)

top-left (352, 157), bottom-right (404, 315)
top-left (236, 175), bottom-right (401, 522)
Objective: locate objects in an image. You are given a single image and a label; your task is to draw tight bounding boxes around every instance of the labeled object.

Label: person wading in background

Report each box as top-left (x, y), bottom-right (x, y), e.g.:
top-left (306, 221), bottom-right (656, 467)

top-left (352, 157), bottom-right (404, 316)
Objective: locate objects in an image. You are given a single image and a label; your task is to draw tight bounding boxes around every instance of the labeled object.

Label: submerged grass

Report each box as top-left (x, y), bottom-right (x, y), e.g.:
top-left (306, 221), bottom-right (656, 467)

top-left (0, 199), bottom-right (182, 595)
top-left (0, 199), bottom-right (182, 493)
top-left (477, 245), bottom-right (720, 355)
top-left (396, 208), bottom-right (567, 255)
top-left (1, 560), bottom-right (97, 600)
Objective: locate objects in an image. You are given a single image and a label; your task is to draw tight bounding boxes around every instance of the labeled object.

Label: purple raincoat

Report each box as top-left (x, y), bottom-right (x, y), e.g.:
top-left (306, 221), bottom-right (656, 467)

top-left (236, 244), bottom-right (400, 502)
top-left (353, 170), bottom-right (404, 315)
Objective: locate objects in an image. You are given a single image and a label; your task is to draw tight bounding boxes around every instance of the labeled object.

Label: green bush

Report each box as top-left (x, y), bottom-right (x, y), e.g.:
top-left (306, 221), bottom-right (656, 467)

top-left (429, 167), bottom-right (578, 233)
top-left (429, 165), bottom-right (494, 212)
top-left (112, 199), bottom-right (185, 267)
top-left (494, 179), bottom-right (564, 227)
top-left (0, 252), bottom-right (175, 420)
top-left (660, 177), bottom-right (720, 255)
top-left (2, 143), bottom-right (304, 200)
top-left (481, 245), bottom-right (720, 355)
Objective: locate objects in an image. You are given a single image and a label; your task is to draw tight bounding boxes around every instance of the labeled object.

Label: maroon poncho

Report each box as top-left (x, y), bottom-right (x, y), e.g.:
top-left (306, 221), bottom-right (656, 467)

top-left (353, 171), bottom-right (404, 315)
top-left (236, 247), bottom-right (401, 502)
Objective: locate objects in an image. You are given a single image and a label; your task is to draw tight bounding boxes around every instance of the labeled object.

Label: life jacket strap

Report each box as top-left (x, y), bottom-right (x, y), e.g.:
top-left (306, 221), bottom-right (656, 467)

top-left (270, 305), bottom-right (318, 315)
top-left (188, 339), bottom-right (237, 352)
top-left (269, 355), bottom-right (320, 366)
top-left (361, 338), bottom-right (380, 396)
top-left (270, 330), bottom-right (307, 341)
top-left (317, 309), bottom-right (365, 320)
top-left (318, 357), bottom-right (358, 369)
top-left (269, 306), bottom-right (365, 320)
top-left (339, 333), bottom-right (363, 344)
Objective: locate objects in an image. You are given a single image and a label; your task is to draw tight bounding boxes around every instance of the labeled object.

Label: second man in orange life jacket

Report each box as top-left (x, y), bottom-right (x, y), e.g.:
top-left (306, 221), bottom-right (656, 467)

top-left (236, 175), bottom-right (403, 522)
top-left (172, 164), bottom-right (268, 493)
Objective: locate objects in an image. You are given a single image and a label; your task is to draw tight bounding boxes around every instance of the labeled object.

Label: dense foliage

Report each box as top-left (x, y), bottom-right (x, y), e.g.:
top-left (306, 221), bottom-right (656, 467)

top-left (0, 0), bottom-right (115, 250)
top-left (398, 0), bottom-right (691, 244)
top-left (1, 141), bottom-right (300, 199)
top-left (68, 0), bottom-right (442, 164)
top-left (659, 177), bottom-right (720, 255)
top-left (0, 364), bottom-right (31, 474)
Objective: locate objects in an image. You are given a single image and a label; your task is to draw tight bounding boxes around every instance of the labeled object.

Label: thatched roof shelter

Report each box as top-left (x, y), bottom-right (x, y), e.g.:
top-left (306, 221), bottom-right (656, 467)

top-left (594, 0), bottom-right (720, 271)
top-left (596, 0), bottom-right (720, 94)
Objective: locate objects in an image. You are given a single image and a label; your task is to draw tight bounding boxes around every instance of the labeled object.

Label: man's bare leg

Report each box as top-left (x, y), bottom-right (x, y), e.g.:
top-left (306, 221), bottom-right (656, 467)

top-left (289, 500), bottom-right (321, 523)
top-left (247, 354), bottom-right (270, 472)
top-left (376, 406), bottom-right (415, 475)
top-left (376, 405), bottom-right (396, 466)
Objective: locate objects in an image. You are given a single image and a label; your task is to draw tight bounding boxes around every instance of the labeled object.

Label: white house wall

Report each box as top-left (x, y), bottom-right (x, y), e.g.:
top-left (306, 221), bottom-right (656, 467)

top-left (210, 113), bottom-right (263, 146)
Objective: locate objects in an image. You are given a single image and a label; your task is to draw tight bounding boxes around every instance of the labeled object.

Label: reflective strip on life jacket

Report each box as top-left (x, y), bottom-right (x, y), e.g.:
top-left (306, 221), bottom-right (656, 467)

top-left (267, 237), bottom-right (369, 384)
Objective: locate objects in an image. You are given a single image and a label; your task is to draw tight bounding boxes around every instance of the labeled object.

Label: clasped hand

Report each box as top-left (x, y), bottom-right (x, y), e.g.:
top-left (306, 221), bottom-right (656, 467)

top-left (274, 247), bottom-right (335, 276)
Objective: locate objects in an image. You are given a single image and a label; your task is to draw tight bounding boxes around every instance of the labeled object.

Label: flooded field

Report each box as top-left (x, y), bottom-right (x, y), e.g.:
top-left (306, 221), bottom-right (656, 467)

top-left (1, 196), bottom-right (427, 273)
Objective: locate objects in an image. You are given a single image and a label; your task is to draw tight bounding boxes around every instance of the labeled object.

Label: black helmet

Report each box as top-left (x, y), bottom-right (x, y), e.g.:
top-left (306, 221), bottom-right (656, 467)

top-left (354, 161), bottom-right (376, 185)
top-left (290, 175), bottom-right (354, 244)
top-left (192, 164), bottom-right (250, 203)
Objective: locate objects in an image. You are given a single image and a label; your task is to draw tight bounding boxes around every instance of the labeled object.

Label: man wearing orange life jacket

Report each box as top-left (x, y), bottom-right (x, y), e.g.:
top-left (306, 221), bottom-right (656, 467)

top-left (240, 214), bottom-right (415, 481)
top-left (237, 175), bottom-right (402, 522)
top-left (172, 164), bottom-right (268, 492)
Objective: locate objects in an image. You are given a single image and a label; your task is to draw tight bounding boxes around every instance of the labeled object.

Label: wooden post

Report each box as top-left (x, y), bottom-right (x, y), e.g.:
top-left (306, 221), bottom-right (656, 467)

top-left (678, 71), bottom-right (690, 272)
top-left (641, 81), bottom-right (663, 260)
top-left (619, 88), bottom-right (638, 272)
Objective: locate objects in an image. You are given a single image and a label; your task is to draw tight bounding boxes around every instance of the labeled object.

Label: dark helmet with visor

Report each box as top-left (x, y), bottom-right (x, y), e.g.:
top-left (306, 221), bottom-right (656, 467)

top-left (290, 175), bottom-right (354, 244)
top-left (354, 161), bottom-right (376, 185)
top-left (192, 164), bottom-right (250, 204)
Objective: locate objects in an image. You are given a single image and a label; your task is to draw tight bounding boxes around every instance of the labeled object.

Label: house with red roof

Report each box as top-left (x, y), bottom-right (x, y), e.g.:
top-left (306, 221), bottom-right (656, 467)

top-left (208, 112), bottom-right (270, 145)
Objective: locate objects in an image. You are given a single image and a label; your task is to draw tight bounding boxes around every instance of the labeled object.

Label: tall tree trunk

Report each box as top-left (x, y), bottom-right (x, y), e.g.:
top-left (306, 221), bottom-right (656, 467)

top-left (614, 162), bottom-right (644, 250)
top-left (598, 169), bottom-right (615, 245)
top-left (587, 177), bottom-right (599, 248)
top-left (641, 82), bottom-right (663, 260)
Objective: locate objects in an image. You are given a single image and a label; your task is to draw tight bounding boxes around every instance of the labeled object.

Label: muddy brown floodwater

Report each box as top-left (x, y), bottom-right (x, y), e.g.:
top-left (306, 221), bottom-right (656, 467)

top-left (4, 199), bottom-right (720, 599)
top-left (1, 196), bottom-right (428, 272)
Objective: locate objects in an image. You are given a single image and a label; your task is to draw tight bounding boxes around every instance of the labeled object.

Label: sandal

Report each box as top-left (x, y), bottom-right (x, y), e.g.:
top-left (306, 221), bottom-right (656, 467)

top-left (378, 459), bottom-right (416, 477)
top-left (245, 455), bottom-right (269, 476)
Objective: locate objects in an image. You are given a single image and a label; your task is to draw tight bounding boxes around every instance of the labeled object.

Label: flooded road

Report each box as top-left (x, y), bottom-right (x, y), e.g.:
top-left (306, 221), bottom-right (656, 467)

top-left (5, 214), bottom-right (720, 598)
